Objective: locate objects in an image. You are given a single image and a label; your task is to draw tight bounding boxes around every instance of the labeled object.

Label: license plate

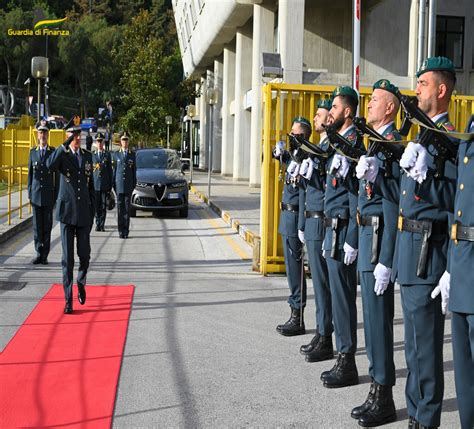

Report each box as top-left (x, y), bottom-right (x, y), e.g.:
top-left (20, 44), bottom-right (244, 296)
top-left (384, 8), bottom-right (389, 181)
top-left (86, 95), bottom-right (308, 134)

top-left (168, 193), bottom-right (180, 199)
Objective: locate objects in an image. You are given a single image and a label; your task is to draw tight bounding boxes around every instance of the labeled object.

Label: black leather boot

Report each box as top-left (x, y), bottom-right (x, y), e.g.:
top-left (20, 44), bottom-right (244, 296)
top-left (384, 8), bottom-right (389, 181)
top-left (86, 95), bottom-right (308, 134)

top-left (305, 335), bottom-right (333, 362)
top-left (300, 332), bottom-right (320, 354)
top-left (320, 353), bottom-right (341, 381)
top-left (323, 352), bottom-right (359, 388)
top-left (276, 307), bottom-right (305, 336)
top-left (358, 383), bottom-right (396, 427)
top-left (351, 380), bottom-right (375, 419)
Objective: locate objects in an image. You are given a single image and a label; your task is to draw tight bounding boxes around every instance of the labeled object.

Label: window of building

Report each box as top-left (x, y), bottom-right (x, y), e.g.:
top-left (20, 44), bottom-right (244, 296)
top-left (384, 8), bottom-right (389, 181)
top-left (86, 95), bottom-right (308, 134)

top-left (436, 15), bottom-right (464, 68)
top-left (185, 16), bottom-right (191, 41)
top-left (189, 1), bottom-right (197, 27)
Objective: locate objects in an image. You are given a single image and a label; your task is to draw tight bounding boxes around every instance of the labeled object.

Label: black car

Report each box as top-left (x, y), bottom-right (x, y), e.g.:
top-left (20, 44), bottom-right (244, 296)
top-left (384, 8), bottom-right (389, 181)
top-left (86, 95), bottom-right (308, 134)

top-left (131, 148), bottom-right (189, 217)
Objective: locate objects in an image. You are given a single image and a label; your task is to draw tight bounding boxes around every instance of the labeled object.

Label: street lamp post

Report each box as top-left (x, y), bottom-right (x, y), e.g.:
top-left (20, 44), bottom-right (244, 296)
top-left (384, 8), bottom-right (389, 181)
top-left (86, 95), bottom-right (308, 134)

top-left (165, 115), bottom-right (172, 149)
top-left (187, 105), bottom-right (196, 184)
top-left (31, 57), bottom-right (49, 122)
top-left (206, 88), bottom-right (218, 202)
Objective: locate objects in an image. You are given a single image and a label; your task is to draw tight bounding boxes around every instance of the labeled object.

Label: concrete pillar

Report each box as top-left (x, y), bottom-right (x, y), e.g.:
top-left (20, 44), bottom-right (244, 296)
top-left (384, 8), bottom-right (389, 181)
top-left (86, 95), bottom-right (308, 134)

top-left (221, 45), bottom-right (235, 176)
top-left (408, 0), bottom-right (419, 89)
top-left (199, 75), bottom-right (207, 169)
top-left (249, 3), bottom-right (274, 187)
top-left (213, 59), bottom-right (223, 173)
top-left (233, 27), bottom-right (252, 180)
top-left (278, 0), bottom-right (304, 84)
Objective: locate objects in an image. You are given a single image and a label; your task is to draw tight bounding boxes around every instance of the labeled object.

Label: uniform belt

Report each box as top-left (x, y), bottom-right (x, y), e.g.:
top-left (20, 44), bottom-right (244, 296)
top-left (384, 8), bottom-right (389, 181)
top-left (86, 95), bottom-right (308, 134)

top-left (305, 210), bottom-right (324, 219)
top-left (281, 202), bottom-right (299, 213)
top-left (451, 223), bottom-right (474, 242)
top-left (398, 215), bottom-right (448, 278)
top-left (357, 212), bottom-right (383, 264)
top-left (323, 217), bottom-right (349, 258)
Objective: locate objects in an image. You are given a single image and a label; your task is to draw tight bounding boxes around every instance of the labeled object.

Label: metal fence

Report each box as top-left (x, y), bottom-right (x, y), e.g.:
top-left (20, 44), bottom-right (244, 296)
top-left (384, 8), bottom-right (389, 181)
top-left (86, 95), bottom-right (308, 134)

top-left (260, 83), bottom-right (474, 274)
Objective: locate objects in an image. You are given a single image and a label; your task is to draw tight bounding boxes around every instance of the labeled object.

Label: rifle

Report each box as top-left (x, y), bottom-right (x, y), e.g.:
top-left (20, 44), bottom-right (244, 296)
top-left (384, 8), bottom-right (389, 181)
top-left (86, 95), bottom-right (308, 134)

top-left (353, 117), bottom-right (405, 178)
top-left (396, 90), bottom-right (458, 178)
top-left (287, 133), bottom-right (333, 175)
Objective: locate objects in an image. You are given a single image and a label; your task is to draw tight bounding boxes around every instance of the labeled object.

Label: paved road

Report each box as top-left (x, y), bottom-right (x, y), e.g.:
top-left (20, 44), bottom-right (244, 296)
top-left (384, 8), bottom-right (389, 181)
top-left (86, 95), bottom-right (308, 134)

top-left (0, 193), bottom-right (459, 428)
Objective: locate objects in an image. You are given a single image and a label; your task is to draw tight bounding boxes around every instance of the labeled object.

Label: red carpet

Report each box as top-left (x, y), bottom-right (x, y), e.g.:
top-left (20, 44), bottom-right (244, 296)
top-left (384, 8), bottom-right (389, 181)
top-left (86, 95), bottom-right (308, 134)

top-left (0, 284), bottom-right (134, 428)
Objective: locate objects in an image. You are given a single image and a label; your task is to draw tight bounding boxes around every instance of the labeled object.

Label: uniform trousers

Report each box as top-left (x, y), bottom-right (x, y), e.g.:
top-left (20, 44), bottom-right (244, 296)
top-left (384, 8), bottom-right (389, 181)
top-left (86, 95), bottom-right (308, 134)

top-left (360, 271), bottom-right (395, 386)
top-left (306, 239), bottom-right (332, 335)
top-left (60, 223), bottom-right (91, 304)
top-left (32, 204), bottom-right (53, 259)
top-left (95, 191), bottom-right (108, 229)
top-left (117, 193), bottom-right (132, 235)
top-left (325, 256), bottom-right (357, 354)
top-left (282, 235), bottom-right (306, 309)
top-left (451, 311), bottom-right (474, 429)
top-left (400, 284), bottom-right (445, 427)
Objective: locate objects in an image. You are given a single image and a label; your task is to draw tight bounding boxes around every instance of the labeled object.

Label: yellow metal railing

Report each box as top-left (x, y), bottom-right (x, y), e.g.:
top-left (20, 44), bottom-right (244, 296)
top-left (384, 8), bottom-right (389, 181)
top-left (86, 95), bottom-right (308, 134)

top-left (0, 164), bottom-right (31, 225)
top-left (260, 83), bottom-right (474, 274)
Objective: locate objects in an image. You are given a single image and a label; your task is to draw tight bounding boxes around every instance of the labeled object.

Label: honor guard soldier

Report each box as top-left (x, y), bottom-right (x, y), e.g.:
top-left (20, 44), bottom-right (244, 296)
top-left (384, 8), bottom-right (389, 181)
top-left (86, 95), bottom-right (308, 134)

top-left (298, 99), bottom-right (334, 362)
top-left (113, 133), bottom-right (136, 239)
top-left (27, 120), bottom-right (58, 265)
top-left (406, 110), bottom-right (474, 426)
top-left (85, 129), bottom-right (93, 151)
top-left (321, 86), bottom-right (362, 389)
top-left (92, 132), bottom-right (113, 231)
top-left (346, 80), bottom-right (401, 427)
top-left (273, 117), bottom-right (310, 336)
top-left (47, 117), bottom-right (95, 314)
top-left (357, 57), bottom-right (458, 428)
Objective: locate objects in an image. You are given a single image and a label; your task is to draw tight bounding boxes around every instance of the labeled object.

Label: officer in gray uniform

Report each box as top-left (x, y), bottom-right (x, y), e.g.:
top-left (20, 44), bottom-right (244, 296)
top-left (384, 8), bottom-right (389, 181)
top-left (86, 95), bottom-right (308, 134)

top-left (273, 117), bottom-right (311, 336)
top-left (92, 132), bottom-right (113, 231)
top-left (320, 86), bottom-right (362, 389)
top-left (345, 79), bottom-right (401, 427)
top-left (407, 108), bottom-right (474, 429)
top-left (358, 57), bottom-right (458, 428)
top-left (297, 99), bottom-right (334, 362)
top-left (113, 133), bottom-right (137, 239)
top-left (47, 119), bottom-right (95, 314)
top-left (28, 120), bottom-right (58, 265)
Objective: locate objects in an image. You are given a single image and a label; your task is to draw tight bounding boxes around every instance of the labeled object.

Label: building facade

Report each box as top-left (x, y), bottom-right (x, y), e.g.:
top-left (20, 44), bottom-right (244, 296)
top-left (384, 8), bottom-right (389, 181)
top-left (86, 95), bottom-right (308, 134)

top-left (173, 0), bottom-right (473, 186)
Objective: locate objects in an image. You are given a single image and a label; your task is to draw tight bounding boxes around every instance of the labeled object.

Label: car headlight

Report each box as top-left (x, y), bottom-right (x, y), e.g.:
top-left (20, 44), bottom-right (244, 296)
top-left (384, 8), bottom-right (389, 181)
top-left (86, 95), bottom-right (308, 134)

top-left (168, 181), bottom-right (187, 189)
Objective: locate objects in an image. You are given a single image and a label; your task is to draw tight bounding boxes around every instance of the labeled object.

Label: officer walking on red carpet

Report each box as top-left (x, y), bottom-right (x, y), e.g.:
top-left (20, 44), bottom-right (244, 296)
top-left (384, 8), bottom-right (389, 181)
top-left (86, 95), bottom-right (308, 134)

top-left (47, 117), bottom-right (95, 314)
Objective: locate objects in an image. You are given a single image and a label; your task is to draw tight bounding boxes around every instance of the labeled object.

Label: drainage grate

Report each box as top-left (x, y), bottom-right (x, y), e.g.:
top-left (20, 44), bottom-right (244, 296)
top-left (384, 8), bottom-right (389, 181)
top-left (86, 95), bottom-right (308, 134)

top-left (0, 281), bottom-right (27, 291)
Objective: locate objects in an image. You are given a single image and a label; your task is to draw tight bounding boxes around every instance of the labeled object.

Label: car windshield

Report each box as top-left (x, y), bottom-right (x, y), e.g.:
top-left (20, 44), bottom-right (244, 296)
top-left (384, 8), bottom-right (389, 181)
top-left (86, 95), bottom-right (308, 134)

top-left (136, 150), bottom-right (181, 170)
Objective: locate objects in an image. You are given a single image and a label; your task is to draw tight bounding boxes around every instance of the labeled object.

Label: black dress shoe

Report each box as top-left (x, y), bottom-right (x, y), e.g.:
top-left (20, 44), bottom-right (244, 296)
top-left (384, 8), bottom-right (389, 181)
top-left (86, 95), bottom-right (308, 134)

top-left (95, 226), bottom-right (101, 231)
top-left (41, 258), bottom-right (48, 265)
top-left (32, 256), bottom-right (43, 264)
top-left (408, 416), bottom-right (419, 429)
top-left (323, 352), bottom-right (359, 388)
top-left (305, 335), bottom-right (334, 362)
top-left (300, 333), bottom-right (320, 354)
top-left (101, 226), bottom-right (105, 231)
top-left (64, 303), bottom-right (73, 314)
top-left (78, 284), bottom-right (86, 305)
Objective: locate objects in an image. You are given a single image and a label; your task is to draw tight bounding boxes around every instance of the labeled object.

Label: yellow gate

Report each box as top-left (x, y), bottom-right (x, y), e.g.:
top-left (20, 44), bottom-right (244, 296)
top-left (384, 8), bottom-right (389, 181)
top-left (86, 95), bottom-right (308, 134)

top-left (259, 83), bottom-right (474, 274)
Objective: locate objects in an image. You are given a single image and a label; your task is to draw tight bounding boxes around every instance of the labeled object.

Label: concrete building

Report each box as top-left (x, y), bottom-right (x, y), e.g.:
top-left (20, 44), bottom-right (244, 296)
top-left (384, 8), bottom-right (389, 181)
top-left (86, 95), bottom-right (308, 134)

top-left (172, 0), bottom-right (473, 186)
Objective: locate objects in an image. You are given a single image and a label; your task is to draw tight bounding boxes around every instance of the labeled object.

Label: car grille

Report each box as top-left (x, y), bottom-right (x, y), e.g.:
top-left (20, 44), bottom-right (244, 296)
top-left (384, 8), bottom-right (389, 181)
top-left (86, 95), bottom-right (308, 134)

top-left (134, 196), bottom-right (182, 207)
top-left (154, 184), bottom-right (166, 201)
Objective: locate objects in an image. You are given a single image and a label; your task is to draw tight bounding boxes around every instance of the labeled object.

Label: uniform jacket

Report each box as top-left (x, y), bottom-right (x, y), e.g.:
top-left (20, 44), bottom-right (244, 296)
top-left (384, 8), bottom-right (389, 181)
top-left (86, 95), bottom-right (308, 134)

top-left (92, 150), bottom-right (113, 191)
top-left (323, 125), bottom-right (362, 256)
top-left (46, 146), bottom-right (96, 227)
top-left (28, 145), bottom-right (58, 207)
top-left (416, 115), bottom-right (474, 312)
top-left (373, 113), bottom-right (457, 285)
top-left (113, 149), bottom-right (137, 195)
top-left (343, 123), bottom-right (401, 272)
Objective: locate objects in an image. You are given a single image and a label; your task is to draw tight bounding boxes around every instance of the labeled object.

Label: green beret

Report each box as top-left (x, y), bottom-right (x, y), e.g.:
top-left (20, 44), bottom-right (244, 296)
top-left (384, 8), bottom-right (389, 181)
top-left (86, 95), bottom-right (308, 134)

top-left (292, 116), bottom-right (311, 128)
top-left (416, 56), bottom-right (455, 78)
top-left (317, 98), bottom-right (332, 111)
top-left (332, 86), bottom-right (359, 106)
top-left (372, 79), bottom-right (399, 96)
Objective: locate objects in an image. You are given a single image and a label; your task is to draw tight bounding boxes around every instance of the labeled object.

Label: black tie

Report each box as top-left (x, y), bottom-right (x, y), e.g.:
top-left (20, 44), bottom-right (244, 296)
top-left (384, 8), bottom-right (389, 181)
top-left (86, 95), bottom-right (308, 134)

top-left (74, 151), bottom-right (80, 168)
top-left (40, 149), bottom-right (44, 161)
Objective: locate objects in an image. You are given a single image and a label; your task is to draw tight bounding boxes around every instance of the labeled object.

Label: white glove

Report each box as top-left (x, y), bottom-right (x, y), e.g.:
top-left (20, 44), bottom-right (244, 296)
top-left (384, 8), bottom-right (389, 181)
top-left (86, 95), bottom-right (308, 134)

top-left (274, 140), bottom-right (285, 157)
top-left (373, 263), bottom-right (392, 296)
top-left (356, 155), bottom-right (379, 182)
top-left (399, 141), bottom-right (419, 170)
top-left (343, 242), bottom-right (358, 265)
top-left (300, 158), bottom-right (314, 180)
top-left (406, 144), bottom-right (428, 184)
top-left (431, 270), bottom-right (450, 315)
top-left (330, 154), bottom-right (350, 179)
top-left (287, 160), bottom-right (300, 177)
top-left (321, 241), bottom-right (326, 259)
top-left (298, 229), bottom-right (305, 243)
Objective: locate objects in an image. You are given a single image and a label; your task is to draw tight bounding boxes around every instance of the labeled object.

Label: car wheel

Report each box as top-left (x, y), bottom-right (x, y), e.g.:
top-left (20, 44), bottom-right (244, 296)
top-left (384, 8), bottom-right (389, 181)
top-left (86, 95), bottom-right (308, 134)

top-left (130, 207), bottom-right (137, 217)
top-left (179, 206), bottom-right (188, 218)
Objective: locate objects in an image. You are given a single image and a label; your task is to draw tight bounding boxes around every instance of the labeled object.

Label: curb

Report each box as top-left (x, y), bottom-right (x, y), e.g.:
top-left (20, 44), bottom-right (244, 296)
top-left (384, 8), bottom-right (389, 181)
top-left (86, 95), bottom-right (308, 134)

top-left (189, 185), bottom-right (260, 249)
top-left (0, 215), bottom-right (32, 245)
